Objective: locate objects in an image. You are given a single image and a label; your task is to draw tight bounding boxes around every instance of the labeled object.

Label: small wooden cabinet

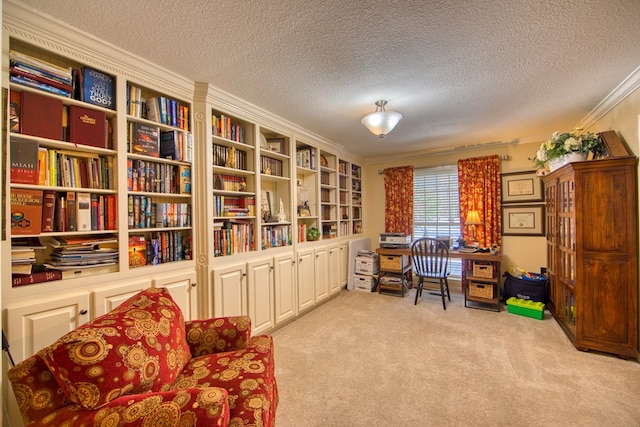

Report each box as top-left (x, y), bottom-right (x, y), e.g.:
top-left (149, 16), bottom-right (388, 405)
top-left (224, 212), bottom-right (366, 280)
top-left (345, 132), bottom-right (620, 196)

top-left (543, 155), bottom-right (638, 359)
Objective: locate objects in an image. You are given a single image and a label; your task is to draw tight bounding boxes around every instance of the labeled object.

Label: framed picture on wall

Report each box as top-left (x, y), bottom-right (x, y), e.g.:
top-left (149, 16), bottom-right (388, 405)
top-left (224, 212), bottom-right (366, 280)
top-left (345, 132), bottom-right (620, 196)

top-left (502, 204), bottom-right (545, 236)
top-left (501, 171), bottom-right (543, 203)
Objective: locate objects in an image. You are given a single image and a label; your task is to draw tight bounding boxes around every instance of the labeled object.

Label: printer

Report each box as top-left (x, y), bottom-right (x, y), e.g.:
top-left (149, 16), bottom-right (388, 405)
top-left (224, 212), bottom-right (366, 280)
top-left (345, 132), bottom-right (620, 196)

top-left (379, 233), bottom-right (411, 248)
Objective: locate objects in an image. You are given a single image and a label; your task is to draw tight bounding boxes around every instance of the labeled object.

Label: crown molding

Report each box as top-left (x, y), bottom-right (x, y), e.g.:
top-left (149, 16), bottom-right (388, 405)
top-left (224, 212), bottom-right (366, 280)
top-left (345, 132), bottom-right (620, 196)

top-left (577, 65), bottom-right (640, 130)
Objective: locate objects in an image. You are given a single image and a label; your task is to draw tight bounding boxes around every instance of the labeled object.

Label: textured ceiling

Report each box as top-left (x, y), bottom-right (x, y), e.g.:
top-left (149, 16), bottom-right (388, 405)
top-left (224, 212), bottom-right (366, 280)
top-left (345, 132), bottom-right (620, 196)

top-left (14, 0), bottom-right (640, 160)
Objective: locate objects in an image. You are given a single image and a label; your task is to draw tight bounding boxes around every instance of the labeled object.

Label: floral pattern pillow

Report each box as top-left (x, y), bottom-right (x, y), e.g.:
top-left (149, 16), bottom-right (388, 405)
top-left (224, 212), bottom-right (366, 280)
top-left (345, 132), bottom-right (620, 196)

top-left (38, 287), bottom-right (191, 410)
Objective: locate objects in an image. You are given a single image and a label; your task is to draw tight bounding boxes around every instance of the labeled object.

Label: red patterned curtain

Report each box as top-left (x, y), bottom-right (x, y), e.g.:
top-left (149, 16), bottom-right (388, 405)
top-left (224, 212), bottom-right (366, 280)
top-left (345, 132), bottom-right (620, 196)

top-left (457, 155), bottom-right (502, 247)
top-left (384, 166), bottom-right (414, 234)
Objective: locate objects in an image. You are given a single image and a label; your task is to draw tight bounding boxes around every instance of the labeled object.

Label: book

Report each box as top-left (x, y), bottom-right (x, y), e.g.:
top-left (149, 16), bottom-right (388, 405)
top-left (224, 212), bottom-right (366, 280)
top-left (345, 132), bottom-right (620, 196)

top-left (129, 122), bottom-right (159, 157)
top-left (41, 190), bottom-right (56, 233)
top-left (20, 90), bottom-right (63, 140)
top-left (38, 147), bottom-right (48, 185)
top-left (9, 91), bottom-right (20, 132)
top-left (12, 269), bottom-right (63, 287)
top-left (76, 192), bottom-right (92, 231)
top-left (66, 191), bottom-right (77, 231)
top-left (10, 189), bottom-right (43, 235)
top-left (54, 192), bottom-right (67, 232)
top-left (68, 105), bottom-right (107, 148)
top-left (77, 66), bottom-right (115, 110)
top-left (128, 235), bottom-right (147, 268)
top-left (9, 50), bottom-right (73, 83)
top-left (10, 65), bottom-right (74, 93)
top-left (10, 139), bottom-right (39, 184)
top-left (179, 165), bottom-right (191, 194)
top-left (10, 75), bottom-right (71, 98)
top-left (160, 130), bottom-right (178, 160)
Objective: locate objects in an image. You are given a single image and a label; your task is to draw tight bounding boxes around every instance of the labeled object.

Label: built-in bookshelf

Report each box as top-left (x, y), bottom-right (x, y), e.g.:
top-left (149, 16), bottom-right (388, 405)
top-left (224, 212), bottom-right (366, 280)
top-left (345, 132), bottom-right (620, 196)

top-left (338, 159), bottom-right (351, 237)
top-left (296, 141), bottom-right (319, 242)
top-left (320, 150), bottom-right (338, 239)
top-left (351, 163), bottom-right (363, 234)
top-left (211, 109), bottom-right (257, 256)
top-left (126, 83), bottom-right (194, 268)
top-left (260, 128), bottom-right (292, 248)
top-left (8, 39), bottom-right (120, 285)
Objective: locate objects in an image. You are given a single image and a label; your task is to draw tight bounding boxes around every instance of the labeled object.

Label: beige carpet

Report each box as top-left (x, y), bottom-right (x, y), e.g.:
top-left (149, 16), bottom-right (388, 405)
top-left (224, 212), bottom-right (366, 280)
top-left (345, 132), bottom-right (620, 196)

top-left (270, 289), bottom-right (640, 427)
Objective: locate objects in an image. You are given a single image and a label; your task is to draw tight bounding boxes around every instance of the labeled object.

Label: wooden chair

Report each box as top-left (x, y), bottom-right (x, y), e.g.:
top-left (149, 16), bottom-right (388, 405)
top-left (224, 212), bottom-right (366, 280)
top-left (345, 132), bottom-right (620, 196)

top-left (411, 237), bottom-right (451, 309)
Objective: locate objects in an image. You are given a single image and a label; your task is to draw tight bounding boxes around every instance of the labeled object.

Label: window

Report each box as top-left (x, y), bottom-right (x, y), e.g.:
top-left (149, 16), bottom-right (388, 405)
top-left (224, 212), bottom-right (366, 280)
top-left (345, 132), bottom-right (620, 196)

top-left (413, 165), bottom-right (461, 278)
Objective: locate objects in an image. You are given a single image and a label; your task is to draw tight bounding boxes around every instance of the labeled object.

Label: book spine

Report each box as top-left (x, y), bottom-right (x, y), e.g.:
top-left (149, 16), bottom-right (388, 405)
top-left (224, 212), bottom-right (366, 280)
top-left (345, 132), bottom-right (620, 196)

top-left (66, 191), bottom-right (77, 231)
top-left (41, 190), bottom-right (56, 233)
top-left (90, 193), bottom-right (99, 230)
top-left (12, 269), bottom-right (62, 287)
top-left (10, 66), bottom-right (74, 92)
top-left (10, 74), bottom-right (71, 97)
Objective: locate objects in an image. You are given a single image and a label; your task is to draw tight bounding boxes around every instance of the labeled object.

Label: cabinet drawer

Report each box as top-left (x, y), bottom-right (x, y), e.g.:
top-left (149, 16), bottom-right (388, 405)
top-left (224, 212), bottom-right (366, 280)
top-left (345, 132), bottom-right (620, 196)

top-left (380, 255), bottom-right (407, 272)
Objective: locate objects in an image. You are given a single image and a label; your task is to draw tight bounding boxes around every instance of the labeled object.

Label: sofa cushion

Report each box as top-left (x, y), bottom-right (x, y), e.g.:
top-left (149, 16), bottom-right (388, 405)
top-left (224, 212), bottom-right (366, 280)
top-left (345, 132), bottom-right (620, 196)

top-left (38, 287), bottom-right (191, 410)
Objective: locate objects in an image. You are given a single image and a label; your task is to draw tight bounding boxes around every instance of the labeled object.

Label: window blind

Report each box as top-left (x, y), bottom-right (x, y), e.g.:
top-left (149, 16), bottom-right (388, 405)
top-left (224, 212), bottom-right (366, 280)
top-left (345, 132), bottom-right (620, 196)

top-left (413, 165), bottom-right (461, 277)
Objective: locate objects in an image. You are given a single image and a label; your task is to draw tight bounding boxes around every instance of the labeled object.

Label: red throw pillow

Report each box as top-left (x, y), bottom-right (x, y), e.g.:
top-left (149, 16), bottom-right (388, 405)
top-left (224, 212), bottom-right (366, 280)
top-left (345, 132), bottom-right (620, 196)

top-left (38, 287), bottom-right (191, 409)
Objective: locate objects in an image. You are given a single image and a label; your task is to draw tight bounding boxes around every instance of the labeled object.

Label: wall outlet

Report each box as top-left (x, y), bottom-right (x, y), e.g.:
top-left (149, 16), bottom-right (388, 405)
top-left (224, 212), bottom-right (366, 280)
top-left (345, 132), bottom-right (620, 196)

top-left (540, 267), bottom-right (547, 274)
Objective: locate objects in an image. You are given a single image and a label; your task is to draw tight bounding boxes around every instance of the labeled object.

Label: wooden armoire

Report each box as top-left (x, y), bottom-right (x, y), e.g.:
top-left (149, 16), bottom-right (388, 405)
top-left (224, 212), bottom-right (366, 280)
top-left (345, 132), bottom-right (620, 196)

top-left (542, 132), bottom-right (638, 359)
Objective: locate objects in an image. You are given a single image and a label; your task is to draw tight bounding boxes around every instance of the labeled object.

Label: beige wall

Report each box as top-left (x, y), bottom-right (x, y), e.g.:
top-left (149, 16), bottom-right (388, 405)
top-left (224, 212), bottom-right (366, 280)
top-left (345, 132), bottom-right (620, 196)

top-left (362, 140), bottom-right (547, 275)
top-left (362, 87), bottom-right (640, 278)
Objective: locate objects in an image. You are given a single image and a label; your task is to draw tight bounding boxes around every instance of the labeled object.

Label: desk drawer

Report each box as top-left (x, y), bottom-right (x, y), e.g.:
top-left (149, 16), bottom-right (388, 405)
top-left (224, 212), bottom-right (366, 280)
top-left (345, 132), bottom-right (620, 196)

top-left (380, 255), bottom-right (407, 272)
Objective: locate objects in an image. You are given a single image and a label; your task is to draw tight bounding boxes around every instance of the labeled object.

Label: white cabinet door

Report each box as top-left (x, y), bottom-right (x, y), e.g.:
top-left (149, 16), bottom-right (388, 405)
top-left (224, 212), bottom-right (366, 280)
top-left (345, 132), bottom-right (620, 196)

top-left (329, 244), bottom-right (342, 295)
top-left (247, 257), bottom-right (275, 335)
top-left (273, 253), bottom-right (297, 325)
top-left (340, 243), bottom-right (349, 286)
top-left (6, 292), bottom-right (90, 363)
top-left (93, 278), bottom-right (152, 317)
top-left (212, 263), bottom-right (247, 317)
top-left (297, 248), bottom-right (315, 312)
top-left (314, 247), bottom-right (329, 302)
top-left (154, 270), bottom-right (198, 321)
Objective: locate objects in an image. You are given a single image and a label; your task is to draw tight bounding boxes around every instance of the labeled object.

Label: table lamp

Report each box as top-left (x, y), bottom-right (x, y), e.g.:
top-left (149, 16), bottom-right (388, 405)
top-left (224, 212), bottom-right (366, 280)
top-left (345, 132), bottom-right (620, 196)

top-left (465, 210), bottom-right (482, 246)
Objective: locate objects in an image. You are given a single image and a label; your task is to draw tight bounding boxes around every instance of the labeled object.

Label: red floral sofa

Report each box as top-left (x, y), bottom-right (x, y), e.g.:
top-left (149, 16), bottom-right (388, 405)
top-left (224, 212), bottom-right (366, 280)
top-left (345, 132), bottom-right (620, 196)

top-left (8, 287), bottom-right (278, 426)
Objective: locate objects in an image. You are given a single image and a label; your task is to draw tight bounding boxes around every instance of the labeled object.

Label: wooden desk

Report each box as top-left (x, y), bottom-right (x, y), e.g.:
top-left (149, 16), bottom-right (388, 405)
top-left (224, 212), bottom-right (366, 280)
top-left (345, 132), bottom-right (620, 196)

top-left (376, 247), bottom-right (502, 310)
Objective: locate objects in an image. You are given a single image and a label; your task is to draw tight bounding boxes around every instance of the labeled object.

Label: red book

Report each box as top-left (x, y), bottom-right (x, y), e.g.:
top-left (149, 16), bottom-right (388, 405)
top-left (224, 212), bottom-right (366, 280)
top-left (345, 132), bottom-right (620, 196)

top-left (68, 105), bottom-right (107, 148)
top-left (41, 190), bottom-right (56, 232)
top-left (20, 90), bottom-right (63, 140)
top-left (10, 189), bottom-right (43, 235)
top-left (12, 269), bottom-right (62, 287)
top-left (106, 194), bottom-right (117, 230)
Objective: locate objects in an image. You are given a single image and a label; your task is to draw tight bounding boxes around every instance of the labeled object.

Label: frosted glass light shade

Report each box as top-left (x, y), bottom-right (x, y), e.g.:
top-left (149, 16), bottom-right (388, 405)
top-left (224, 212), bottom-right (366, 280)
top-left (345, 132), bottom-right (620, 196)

top-left (361, 111), bottom-right (403, 138)
top-left (361, 100), bottom-right (402, 138)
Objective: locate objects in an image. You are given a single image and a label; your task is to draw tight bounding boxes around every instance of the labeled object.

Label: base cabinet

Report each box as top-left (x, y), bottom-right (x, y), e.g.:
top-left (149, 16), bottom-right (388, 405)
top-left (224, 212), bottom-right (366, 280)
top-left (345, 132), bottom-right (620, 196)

top-left (329, 244), bottom-right (342, 295)
top-left (92, 279), bottom-right (153, 317)
top-left (153, 271), bottom-right (198, 322)
top-left (297, 248), bottom-right (316, 312)
top-left (247, 258), bottom-right (275, 335)
top-left (212, 263), bottom-right (248, 317)
top-left (274, 253), bottom-right (298, 325)
top-left (315, 247), bottom-right (330, 302)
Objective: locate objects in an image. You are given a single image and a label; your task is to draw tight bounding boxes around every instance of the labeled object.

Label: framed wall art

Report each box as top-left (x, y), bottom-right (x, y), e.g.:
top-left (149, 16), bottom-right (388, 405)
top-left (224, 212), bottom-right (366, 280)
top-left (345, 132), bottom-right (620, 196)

top-left (501, 171), bottom-right (543, 203)
top-left (502, 204), bottom-right (545, 236)
top-left (267, 138), bottom-right (285, 154)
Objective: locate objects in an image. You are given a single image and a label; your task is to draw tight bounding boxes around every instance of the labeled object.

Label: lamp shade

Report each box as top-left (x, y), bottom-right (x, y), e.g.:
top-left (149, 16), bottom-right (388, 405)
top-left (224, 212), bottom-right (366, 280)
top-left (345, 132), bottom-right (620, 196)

top-left (465, 210), bottom-right (482, 225)
top-left (361, 100), bottom-right (402, 138)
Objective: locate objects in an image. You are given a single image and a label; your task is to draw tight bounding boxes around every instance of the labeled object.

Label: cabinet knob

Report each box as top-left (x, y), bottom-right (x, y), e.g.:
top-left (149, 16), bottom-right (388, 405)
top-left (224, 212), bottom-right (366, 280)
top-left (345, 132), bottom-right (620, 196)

top-left (191, 282), bottom-right (197, 287)
top-left (79, 309), bottom-right (88, 315)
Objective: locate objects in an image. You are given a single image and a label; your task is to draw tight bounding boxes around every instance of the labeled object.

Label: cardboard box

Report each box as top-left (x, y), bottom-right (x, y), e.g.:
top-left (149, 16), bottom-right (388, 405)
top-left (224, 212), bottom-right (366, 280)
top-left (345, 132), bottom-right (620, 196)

top-left (352, 274), bottom-right (375, 291)
top-left (355, 256), bottom-right (378, 274)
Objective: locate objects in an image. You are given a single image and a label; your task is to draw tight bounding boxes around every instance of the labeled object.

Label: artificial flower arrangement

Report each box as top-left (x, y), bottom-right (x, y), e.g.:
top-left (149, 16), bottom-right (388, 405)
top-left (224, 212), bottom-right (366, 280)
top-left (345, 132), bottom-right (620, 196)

top-left (532, 127), bottom-right (605, 169)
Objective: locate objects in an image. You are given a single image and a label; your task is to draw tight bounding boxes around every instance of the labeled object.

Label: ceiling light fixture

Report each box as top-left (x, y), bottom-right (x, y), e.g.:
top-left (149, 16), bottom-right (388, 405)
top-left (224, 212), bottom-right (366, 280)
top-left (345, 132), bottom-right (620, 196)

top-left (361, 100), bottom-right (402, 138)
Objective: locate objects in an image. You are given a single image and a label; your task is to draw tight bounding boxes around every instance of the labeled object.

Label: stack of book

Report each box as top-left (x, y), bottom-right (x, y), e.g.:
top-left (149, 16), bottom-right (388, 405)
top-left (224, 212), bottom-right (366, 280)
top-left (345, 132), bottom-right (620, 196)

top-left (40, 235), bottom-right (119, 276)
top-left (11, 238), bottom-right (63, 287)
top-left (9, 50), bottom-right (73, 97)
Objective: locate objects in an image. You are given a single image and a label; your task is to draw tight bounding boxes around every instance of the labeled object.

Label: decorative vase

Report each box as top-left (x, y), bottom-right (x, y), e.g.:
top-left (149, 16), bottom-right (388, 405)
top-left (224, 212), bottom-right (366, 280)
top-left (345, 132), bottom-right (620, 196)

top-left (547, 152), bottom-right (588, 172)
